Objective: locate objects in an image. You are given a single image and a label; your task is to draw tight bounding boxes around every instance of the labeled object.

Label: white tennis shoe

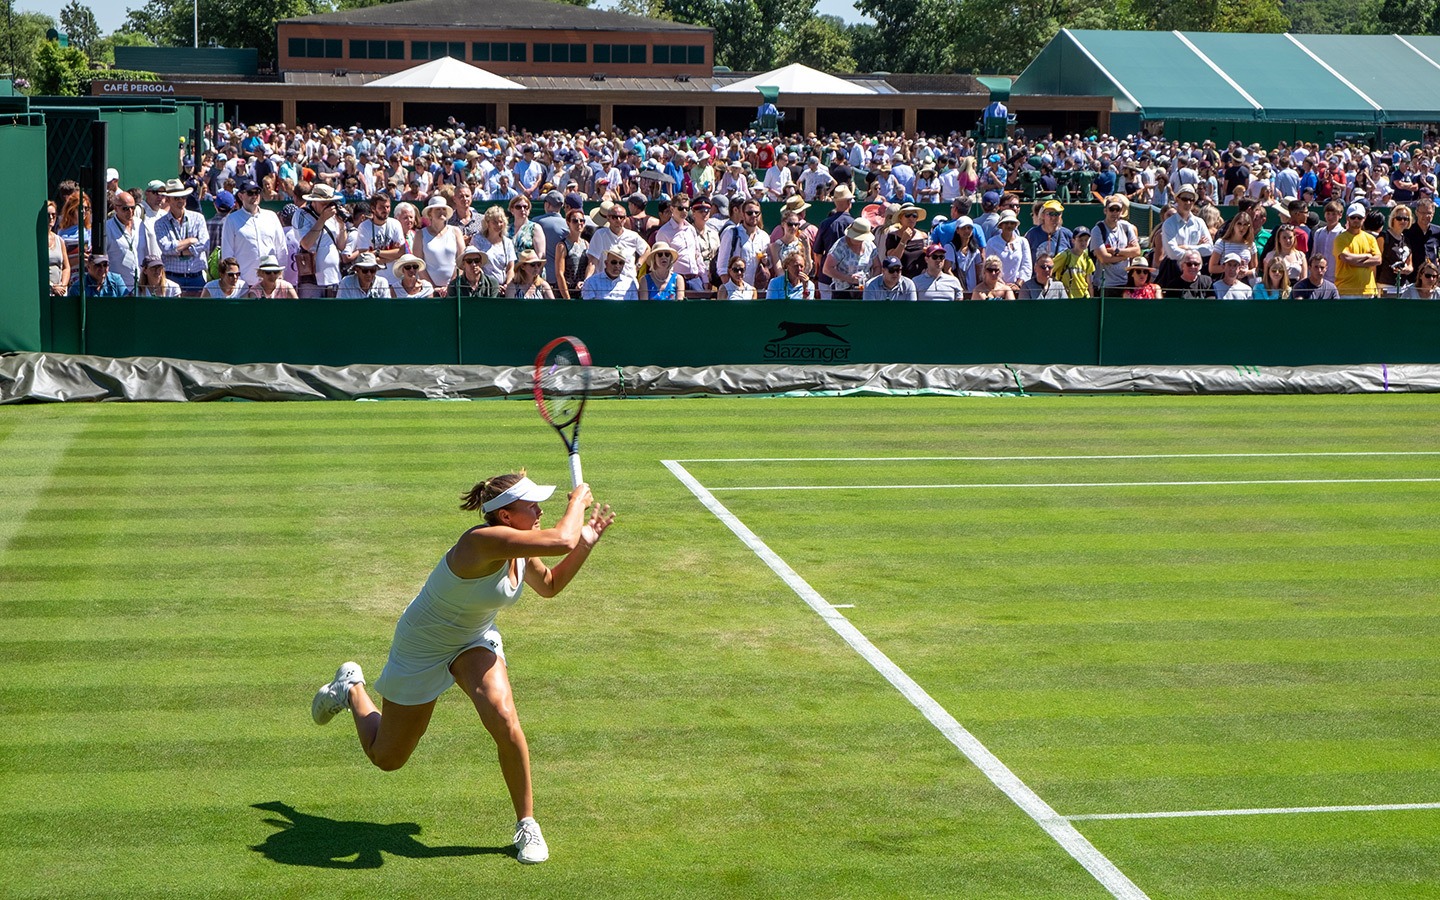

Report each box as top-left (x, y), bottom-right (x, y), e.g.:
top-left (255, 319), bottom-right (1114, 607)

top-left (514, 817), bottom-right (549, 864)
top-left (311, 661), bottom-right (365, 725)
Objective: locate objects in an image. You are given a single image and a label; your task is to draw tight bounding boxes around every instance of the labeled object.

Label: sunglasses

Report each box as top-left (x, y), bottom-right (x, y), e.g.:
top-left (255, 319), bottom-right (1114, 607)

top-left (608, 213), bottom-right (625, 220)
top-left (729, 266), bottom-right (745, 273)
top-left (223, 270), bottom-right (240, 277)
top-left (605, 258), bottom-right (624, 265)
top-left (1106, 206), bottom-right (1122, 212)
top-left (885, 266), bottom-right (902, 272)
top-left (401, 265), bottom-right (419, 272)
top-left (902, 212), bottom-right (919, 219)
top-left (1183, 261), bottom-right (1201, 267)
top-left (116, 204), bottom-right (136, 211)
top-left (928, 253), bottom-right (945, 260)
top-left (1038, 264), bottom-right (1054, 270)
top-left (524, 262), bottom-right (544, 269)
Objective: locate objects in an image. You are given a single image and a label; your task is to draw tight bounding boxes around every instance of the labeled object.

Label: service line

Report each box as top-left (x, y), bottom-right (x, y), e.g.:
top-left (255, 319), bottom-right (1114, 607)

top-left (663, 459), bottom-right (1150, 900)
top-left (1069, 802), bottom-right (1440, 821)
top-left (675, 451), bottom-right (1440, 463)
top-left (708, 478), bottom-right (1440, 492)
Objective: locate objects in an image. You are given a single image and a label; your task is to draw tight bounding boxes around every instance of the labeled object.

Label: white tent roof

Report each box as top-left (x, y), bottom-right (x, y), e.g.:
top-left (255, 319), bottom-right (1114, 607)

top-left (714, 63), bottom-right (874, 95)
top-left (365, 57), bottom-right (525, 90)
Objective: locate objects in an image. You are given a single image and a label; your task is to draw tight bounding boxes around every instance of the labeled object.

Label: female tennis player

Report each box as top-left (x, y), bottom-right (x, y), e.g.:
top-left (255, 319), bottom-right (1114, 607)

top-left (311, 471), bottom-right (614, 864)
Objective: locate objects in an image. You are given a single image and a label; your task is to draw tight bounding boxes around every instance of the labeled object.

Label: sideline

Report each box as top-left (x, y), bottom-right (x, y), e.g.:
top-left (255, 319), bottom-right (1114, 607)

top-left (663, 458), bottom-right (1151, 900)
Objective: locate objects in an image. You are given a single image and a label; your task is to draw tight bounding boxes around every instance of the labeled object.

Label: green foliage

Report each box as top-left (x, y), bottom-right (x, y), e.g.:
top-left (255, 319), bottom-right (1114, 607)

top-left (0, 8), bottom-right (55, 86)
top-left (90, 30), bottom-right (156, 68)
top-left (780, 14), bottom-right (854, 72)
top-left (614, 0), bottom-right (671, 17)
top-left (665, 0), bottom-right (817, 70)
top-left (1129, 0), bottom-right (1290, 31)
top-left (121, 0), bottom-right (324, 62)
top-left (1374, 0), bottom-right (1440, 30)
top-left (59, 0), bottom-right (100, 53)
top-left (32, 37), bottom-right (90, 95)
top-left (1284, 0), bottom-right (1380, 31)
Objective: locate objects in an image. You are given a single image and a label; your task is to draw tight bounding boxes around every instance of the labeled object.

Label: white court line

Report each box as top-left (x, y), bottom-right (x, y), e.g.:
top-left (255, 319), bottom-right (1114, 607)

top-left (663, 459), bottom-right (1150, 900)
top-left (1069, 802), bottom-right (1440, 822)
top-left (675, 451), bottom-right (1440, 463)
top-left (709, 478), bottom-right (1440, 492)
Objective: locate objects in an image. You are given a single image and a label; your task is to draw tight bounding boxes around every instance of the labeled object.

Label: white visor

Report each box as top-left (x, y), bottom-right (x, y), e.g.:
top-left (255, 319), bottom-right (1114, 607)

top-left (481, 476), bottom-right (557, 514)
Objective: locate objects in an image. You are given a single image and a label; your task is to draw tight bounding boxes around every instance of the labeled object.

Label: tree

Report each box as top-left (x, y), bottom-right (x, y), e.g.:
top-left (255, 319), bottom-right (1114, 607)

top-left (59, 0), bottom-right (99, 53)
top-left (779, 15), bottom-right (854, 73)
top-left (32, 37), bottom-right (90, 95)
top-left (91, 29), bottom-right (155, 68)
top-left (0, 8), bottom-right (56, 87)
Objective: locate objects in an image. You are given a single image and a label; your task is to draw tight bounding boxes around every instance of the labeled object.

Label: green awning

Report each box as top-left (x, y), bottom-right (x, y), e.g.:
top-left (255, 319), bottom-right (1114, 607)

top-left (1013, 30), bottom-right (1440, 124)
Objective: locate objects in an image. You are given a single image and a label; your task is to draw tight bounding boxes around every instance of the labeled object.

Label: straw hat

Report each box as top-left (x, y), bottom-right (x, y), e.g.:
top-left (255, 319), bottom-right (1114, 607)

top-left (895, 202), bottom-right (928, 223)
top-left (160, 178), bottom-right (193, 198)
top-left (423, 195), bottom-right (452, 216)
top-left (781, 195), bottom-right (811, 215)
top-left (516, 249), bottom-right (544, 268)
top-left (641, 241), bottom-right (678, 269)
top-left (302, 183), bottom-right (337, 202)
top-left (844, 219), bottom-right (874, 241)
top-left (393, 253), bottom-right (426, 274)
top-left (590, 201), bottom-right (620, 228)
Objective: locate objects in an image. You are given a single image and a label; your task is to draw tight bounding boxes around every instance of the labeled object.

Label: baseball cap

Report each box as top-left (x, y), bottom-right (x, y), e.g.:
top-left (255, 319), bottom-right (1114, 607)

top-left (1222, 252), bottom-right (1244, 264)
top-left (543, 190), bottom-right (565, 206)
top-left (214, 190), bottom-right (237, 212)
top-left (925, 243), bottom-right (946, 257)
top-left (981, 190), bottom-right (1001, 209)
top-left (883, 256), bottom-right (903, 270)
top-left (1346, 202), bottom-right (1367, 218)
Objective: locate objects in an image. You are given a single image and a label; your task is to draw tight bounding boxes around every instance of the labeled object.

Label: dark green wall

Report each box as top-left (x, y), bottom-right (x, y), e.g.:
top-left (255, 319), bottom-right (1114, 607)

top-left (36, 296), bottom-right (1440, 369)
top-left (0, 123), bottom-right (50, 353)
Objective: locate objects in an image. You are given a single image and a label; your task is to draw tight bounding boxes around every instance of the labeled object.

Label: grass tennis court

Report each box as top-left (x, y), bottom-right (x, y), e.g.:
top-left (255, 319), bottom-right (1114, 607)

top-left (2, 394), bottom-right (1438, 898)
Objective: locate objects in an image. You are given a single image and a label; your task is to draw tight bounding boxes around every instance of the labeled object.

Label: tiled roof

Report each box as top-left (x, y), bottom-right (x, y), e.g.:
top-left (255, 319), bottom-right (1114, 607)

top-left (282, 0), bottom-right (710, 32)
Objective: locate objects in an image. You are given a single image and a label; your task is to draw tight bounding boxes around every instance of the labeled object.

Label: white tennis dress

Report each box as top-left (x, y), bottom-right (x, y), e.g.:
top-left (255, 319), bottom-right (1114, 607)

top-left (374, 548), bottom-right (524, 705)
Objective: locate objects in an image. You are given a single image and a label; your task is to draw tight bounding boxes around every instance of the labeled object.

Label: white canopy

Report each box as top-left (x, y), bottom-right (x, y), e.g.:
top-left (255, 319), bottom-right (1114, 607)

top-left (714, 63), bottom-right (874, 95)
top-left (365, 57), bottom-right (525, 90)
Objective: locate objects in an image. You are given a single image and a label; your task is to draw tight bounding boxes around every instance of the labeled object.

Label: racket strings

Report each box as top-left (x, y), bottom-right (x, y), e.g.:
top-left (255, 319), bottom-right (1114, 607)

top-left (538, 348), bottom-right (588, 427)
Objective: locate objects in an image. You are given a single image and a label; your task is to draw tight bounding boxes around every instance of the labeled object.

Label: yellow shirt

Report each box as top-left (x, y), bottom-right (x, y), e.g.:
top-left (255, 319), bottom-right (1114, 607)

top-left (1334, 230), bottom-right (1380, 297)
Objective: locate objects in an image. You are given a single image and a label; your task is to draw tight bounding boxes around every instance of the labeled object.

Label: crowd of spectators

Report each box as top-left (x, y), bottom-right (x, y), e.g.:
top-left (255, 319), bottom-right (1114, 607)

top-left (49, 121), bottom-right (1440, 300)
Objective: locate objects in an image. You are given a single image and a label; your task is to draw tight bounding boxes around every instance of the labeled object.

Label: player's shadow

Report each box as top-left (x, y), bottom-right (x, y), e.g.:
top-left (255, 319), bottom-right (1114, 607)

top-left (251, 801), bottom-right (513, 868)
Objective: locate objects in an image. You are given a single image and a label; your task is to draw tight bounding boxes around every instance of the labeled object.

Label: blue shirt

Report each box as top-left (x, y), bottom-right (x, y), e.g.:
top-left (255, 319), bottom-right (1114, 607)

top-left (69, 272), bottom-right (129, 297)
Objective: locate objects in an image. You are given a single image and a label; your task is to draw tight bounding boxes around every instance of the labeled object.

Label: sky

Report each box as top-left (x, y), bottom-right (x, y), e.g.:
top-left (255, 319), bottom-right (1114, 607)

top-left (16, 0), bottom-right (867, 38)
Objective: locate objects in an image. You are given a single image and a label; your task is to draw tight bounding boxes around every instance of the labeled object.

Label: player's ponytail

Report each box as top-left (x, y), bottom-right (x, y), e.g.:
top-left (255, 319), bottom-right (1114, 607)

top-left (459, 470), bottom-right (528, 521)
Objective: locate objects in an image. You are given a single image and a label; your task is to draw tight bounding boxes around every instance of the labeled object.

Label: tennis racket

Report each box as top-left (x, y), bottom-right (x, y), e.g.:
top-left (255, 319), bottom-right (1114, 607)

top-left (532, 335), bottom-right (593, 488)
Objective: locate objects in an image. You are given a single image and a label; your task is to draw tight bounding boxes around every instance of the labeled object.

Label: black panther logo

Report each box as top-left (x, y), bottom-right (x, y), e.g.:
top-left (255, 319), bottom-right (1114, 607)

top-left (772, 321), bottom-right (850, 343)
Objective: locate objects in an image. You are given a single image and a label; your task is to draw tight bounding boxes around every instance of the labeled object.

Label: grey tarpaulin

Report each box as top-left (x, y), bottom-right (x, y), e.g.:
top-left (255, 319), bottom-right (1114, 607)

top-left (3, 352), bottom-right (1438, 403)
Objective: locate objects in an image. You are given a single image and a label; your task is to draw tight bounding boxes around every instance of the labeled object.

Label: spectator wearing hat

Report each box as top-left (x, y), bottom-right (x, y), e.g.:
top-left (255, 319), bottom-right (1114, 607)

top-left (202, 256), bottom-right (250, 298)
top-left (863, 255), bottom-right (917, 301)
top-left (448, 246), bottom-right (502, 298)
top-left (105, 190), bottom-right (150, 289)
top-left (1121, 257), bottom-right (1160, 299)
top-left (337, 252), bottom-right (394, 298)
top-left (912, 243), bottom-right (965, 300)
top-left (580, 247), bottom-right (639, 301)
top-left (531, 191), bottom-right (570, 287)
top-left (250, 254), bottom-right (298, 298)
top-left (639, 242), bottom-right (685, 301)
top-left (1214, 253), bottom-right (1254, 299)
top-left (153, 178), bottom-right (210, 292)
top-left (414, 195), bottom-right (465, 290)
top-left (141, 179), bottom-right (168, 221)
top-left (1025, 199), bottom-right (1074, 261)
top-left (813, 185), bottom-right (856, 298)
top-left (222, 178), bottom-right (289, 287)
top-left (505, 248), bottom-right (554, 299)
top-left (798, 156), bottom-right (836, 201)
top-left (68, 252), bottom-right (128, 297)
top-left (821, 219), bottom-right (879, 300)
top-left (208, 190), bottom-right (237, 262)
top-left (1091, 194), bottom-right (1143, 298)
top-left (984, 208), bottom-right (1032, 291)
top-left (392, 252), bottom-right (435, 298)
top-left (717, 160), bottom-right (750, 199)
top-left (884, 203), bottom-right (929, 278)
top-left (688, 150), bottom-right (715, 196)
top-left (1051, 227), bottom-right (1095, 298)
top-left (135, 255), bottom-right (180, 297)
top-left (1334, 203), bottom-right (1381, 297)
top-left (291, 182), bottom-right (349, 297)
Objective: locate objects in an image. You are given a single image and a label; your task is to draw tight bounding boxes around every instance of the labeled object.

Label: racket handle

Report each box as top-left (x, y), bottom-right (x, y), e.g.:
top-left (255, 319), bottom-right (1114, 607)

top-left (568, 452), bottom-right (583, 489)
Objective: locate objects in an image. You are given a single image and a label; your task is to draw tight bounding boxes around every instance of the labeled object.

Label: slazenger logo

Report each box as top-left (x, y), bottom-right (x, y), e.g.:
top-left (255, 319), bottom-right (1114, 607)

top-left (763, 321), bottom-right (852, 362)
